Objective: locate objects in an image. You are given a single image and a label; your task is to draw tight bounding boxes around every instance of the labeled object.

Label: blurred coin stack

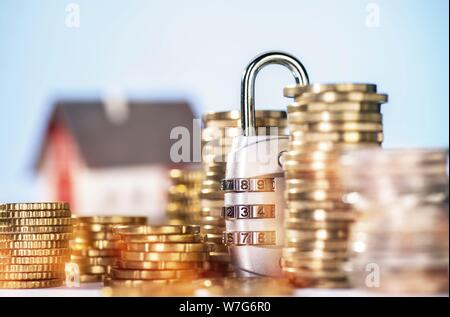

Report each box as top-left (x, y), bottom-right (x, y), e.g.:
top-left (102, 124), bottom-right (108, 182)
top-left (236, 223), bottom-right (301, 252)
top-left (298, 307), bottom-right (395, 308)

top-left (281, 84), bottom-right (388, 288)
top-left (0, 202), bottom-right (72, 289)
top-left (166, 168), bottom-right (203, 225)
top-left (70, 216), bottom-right (147, 283)
top-left (201, 110), bottom-right (288, 276)
top-left (105, 277), bottom-right (293, 297)
top-left (339, 148), bottom-right (449, 294)
top-left (107, 225), bottom-right (208, 287)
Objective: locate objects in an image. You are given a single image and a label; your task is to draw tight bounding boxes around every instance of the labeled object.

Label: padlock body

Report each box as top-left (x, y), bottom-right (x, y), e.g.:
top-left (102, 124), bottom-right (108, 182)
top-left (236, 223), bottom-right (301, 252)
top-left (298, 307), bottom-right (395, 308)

top-left (224, 134), bottom-right (288, 277)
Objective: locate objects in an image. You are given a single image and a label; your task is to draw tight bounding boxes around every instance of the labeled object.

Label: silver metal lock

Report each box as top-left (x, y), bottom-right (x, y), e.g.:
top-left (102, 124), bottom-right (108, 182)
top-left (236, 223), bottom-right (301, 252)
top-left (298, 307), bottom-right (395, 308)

top-left (222, 52), bottom-right (309, 277)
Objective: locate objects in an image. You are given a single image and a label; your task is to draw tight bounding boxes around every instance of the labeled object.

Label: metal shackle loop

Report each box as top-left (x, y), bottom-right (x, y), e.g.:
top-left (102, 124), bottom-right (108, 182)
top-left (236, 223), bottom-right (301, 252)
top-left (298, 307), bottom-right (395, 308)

top-left (240, 51), bottom-right (309, 136)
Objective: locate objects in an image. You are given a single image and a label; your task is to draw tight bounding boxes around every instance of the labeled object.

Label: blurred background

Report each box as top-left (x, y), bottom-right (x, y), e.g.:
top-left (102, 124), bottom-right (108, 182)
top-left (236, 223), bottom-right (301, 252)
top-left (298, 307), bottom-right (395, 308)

top-left (0, 0), bottom-right (448, 207)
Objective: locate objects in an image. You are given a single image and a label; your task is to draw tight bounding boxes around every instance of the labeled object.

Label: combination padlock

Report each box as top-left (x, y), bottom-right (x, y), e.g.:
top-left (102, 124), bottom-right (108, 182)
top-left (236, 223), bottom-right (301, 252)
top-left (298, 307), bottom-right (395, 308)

top-left (222, 52), bottom-right (309, 277)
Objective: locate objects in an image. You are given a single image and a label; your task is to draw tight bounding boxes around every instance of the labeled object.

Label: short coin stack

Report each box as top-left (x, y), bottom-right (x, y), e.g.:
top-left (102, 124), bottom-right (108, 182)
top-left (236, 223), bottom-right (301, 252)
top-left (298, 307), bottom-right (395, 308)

top-left (281, 83), bottom-right (388, 288)
top-left (166, 168), bottom-right (203, 225)
top-left (108, 225), bottom-right (208, 287)
top-left (201, 110), bottom-right (288, 276)
top-left (70, 216), bottom-right (147, 283)
top-left (0, 202), bottom-right (72, 289)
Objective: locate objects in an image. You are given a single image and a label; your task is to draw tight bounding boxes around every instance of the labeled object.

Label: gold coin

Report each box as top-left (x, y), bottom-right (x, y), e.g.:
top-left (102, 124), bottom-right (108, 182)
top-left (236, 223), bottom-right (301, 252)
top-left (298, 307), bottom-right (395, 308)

top-left (0, 202), bottom-right (69, 211)
top-left (111, 268), bottom-right (200, 280)
top-left (289, 121), bottom-right (383, 133)
top-left (201, 225), bottom-right (225, 235)
top-left (286, 200), bottom-right (352, 211)
top-left (169, 168), bottom-right (204, 183)
top-left (0, 271), bottom-right (64, 281)
top-left (71, 239), bottom-right (123, 250)
top-left (121, 251), bottom-right (208, 262)
top-left (70, 256), bottom-right (117, 266)
top-left (77, 265), bottom-right (111, 275)
top-left (119, 233), bottom-right (204, 243)
top-left (112, 225), bottom-right (200, 235)
top-left (285, 190), bottom-right (344, 201)
top-left (0, 279), bottom-right (64, 289)
top-left (281, 258), bottom-right (344, 270)
top-left (74, 223), bottom-right (117, 232)
top-left (0, 248), bottom-right (70, 257)
top-left (200, 207), bottom-right (223, 218)
top-left (74, 216), bottom-right (147, 225)
top-left (288, 101), bottom-right (381, 113)
top-left (282, 248), bottom-right (348, 261)
top-left (284, 83), bottom-right (378, 98)
top-left (0, 209), bottom-right (71, 219)
top-left (288, 111), bottom-right (382, 123)
top-left (115, 260), bottom-right (204, 270)
top-left (286, 228), bottom-right (350, 242)
top-left (294, 91), bottom-right (387, 104)
top-left (0, 240), bottom-right (70, 249)
top-left (0, 225), bottom-right (73, 234)
top-left (0, 233), bottom-right (72, 241)
top-left (79, 274), bottom-right (105, 283)
top-left (284, 178), bottom-right (342, 192)
top-left (202, 110), bottom-right (286, 122)
top-left (282, 266), bottom-right (347, 279)
top-left (0, 263), bottom-right (65, 272)
top-left (200, 216), bottom-right (224, 227)
top-left (204, 234), bottom-right (224, 244)
top-left (286, 209), bottom-right (355, 221)
top-left (286, 276), bottom-right (349, 289)
top-left (303, 131), bottom-right (383, 143)
top-left (208, 252), bottom-right (230, 262)
top-left (103, 278), bottom-right (179, 287)
top-left (0, 217), bottom-right (74, 226)
top-left (125, 242), bottom-right (210, 253)
top-left (285, 239), bottom-right (349, 251)
top-left (283, 161), bottom-right (340, 173)
top-left (72, 231), bottom-right (118, 240)
top-left (71, 249), bottom-right (120, 257)
top-left (0, 256), bottom-right (70, 265)
top-left (286, 219), bottom-right (351, 230)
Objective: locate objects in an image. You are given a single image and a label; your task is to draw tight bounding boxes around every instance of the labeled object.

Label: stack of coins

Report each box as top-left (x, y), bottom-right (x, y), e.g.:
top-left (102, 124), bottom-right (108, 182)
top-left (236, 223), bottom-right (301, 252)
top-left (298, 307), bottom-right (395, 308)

top-left (281, 84), bottom-right (388, 288)
top-left (104, 277), bottom-right (293, 296)
top-left (166, 168), bottom-right (203, 225)
top-left (0, 202), bottom-right (72, 289)
top-left (201, 110), bottom-right (288, 276)
top-left (70, 216), bottom-right (147, 283)
top-left (339, 148), bottom-right (449, 294)
top-left (107, 225), bottom-right (208, 286)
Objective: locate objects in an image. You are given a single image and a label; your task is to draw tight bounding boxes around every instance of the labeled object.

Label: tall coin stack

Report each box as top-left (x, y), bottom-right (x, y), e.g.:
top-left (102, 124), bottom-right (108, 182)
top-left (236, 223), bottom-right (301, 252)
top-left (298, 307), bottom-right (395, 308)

top-left (166, 168), bottom-right (203, 225)
top-left (70, 216), bottom-right (147, 283)
top-left (339, 148), bottom-right (449, 294)
top-left (281, 84), bottom-right (388, 288)
top-left (0, 202), bottom-right (72, 289)
top-left (107, 225), bottom-right (207, 288)
top-left (201, 110), bottom-right (288, 277)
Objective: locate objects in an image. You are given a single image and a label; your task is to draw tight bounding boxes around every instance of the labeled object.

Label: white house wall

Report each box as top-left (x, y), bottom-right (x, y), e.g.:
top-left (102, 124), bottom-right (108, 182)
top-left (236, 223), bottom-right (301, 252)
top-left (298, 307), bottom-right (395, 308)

top-left (72, 165), bottom-right (170, 224)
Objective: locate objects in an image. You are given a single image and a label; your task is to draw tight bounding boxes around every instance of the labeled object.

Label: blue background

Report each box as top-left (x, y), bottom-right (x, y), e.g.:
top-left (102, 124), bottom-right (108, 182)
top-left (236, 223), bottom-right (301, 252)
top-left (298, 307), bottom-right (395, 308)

top-left (0, 0), bottom-right (448, 201)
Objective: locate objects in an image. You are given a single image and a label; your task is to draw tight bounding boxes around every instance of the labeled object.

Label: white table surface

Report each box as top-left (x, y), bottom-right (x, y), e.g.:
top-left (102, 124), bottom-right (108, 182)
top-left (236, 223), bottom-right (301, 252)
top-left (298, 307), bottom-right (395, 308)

top-left (1, 284), bottom-right (445, 297)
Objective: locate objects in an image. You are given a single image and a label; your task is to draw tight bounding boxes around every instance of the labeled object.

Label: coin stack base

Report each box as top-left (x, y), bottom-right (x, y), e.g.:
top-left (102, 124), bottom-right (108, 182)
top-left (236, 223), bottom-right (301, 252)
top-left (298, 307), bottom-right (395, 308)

top-left (70, 216), bottom-right (147, 283)
top-left (108, 225), bottom-right (208, 291)
top-left (281, 84), bottom-right (388, 288)
top-left (0, 202), bottom-right (72, 289)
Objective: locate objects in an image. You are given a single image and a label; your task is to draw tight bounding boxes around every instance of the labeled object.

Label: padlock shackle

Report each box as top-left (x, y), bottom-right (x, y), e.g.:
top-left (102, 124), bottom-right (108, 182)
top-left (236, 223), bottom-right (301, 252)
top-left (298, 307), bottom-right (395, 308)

top-left (240, 51), bottom-right (309, 136)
